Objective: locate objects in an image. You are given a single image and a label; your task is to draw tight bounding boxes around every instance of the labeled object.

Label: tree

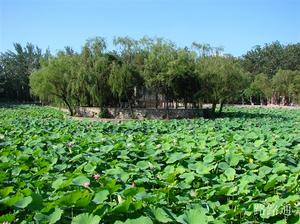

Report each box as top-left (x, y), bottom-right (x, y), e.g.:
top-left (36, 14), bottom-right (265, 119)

top-left (283, 44), bottom-right (300, 71)
top-left (143, 38), bottom-right (177, 112)
top-left (293, 74), bottom-right (300, 104)
top-left (249, 73), bottom-right (272, 105)
top-left (109, 63), bottom-right (142, 114)
top-left (111, 36), bottom-right (145, 110)
top-left (87, 56), bottom-right (112, 108)
top-left (0, 43), bottom-right (42, 101)
top-left (113, 36), bottom-right (138, 64)
top-left (20, 36), bottom-right (300, 116)
top-left (74, 37), bottom-right (112, 108)
top-left (242, 42), bottom-right (300, 77)
top-left (192, 42), bottom-right (224, 57)
top-left (166, 48), bottom-right (199, 108)
top-left (272, 69), bottom-right (300, 105)
top-left (30, 53), bottom-right (78, 115)
top-left (242, 41), bottom-right (285, 76)
top-left (242, 42), bottom-right (300, 105)
top-left (195, 56), bottom-right (247, 115)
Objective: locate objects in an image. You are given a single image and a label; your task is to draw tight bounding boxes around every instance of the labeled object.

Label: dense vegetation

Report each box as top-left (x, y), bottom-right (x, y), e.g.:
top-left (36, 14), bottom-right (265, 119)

top-left (0, 105), bottom-right (299, 223)
top-left (1, 38), bottom-right (300, 117)
top-left (0, 43), bottom-right (44, 102)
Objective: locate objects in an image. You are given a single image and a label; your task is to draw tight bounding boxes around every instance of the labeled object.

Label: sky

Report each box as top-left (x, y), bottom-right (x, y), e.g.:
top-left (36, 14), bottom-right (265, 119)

top-left (0, 0), bottom-right (299, 56)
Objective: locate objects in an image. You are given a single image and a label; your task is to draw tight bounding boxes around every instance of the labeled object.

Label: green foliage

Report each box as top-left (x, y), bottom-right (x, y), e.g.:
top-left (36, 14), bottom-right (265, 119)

top-left (30, 39), bottom-right (114, 115)
top-left (242, 42), bottom-right (300, 105)
top-left (34, 207), bottom-right (63, 224)
top-left (0, 43), bottom-right (43, 101)
top-left (167, 48), bottom-right (199, 107)
top-left (272, 69), bottom-right (300, 104)
top-left (177, 205), bottom-right (213, 224)
top-left (248, 73), bottom-right (273, 101)
top-left (30, 52), bottom-right (80, 115)
top-left (293, 75), bottom-right (300, 103)
top-left (1, 105), bottom-right (300, 223)
top-left (143, 38), bottom-right (177, 105)
top-left (93, 190), bottom-right (110, 204)
top-left (77, 38), bottom-right (112, 107)
top-left (109, 63), bottom-right (142, 106)
top-left (115, 216), bottom-right (153, 224)
top-left (242, 41), bottom-right (300, 76)
top-left (196, 56), bottom-right (248, 113)
top-left (71, 213), bottom-right (101, 224)
top-left (2, 39), bottom-right (300, 108)
top-left (98, 108), bottom-right (113, 118)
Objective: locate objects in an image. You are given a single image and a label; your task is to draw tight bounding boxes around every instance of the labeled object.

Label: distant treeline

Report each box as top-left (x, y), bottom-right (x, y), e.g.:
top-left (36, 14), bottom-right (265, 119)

top-left (0, 37), bottom-right (299, 116)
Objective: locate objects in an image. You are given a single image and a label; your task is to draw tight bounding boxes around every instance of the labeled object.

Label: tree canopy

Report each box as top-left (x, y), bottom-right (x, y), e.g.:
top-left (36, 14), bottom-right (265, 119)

top-left (30, 52), bottom-right (78, 115)
top-left (196, 56), bottom-right (248, 113)
top-left (0, 43), bottom-right (43, 101)
top-left (1, 37), bottom-right (299, 117)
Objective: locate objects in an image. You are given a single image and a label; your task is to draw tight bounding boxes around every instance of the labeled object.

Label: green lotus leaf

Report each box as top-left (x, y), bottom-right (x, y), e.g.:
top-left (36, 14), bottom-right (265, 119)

top-left (92, 190), bottom-right (109, 204)
top-left (71, 213), bottom-right (101, 224)
top-left (115, 216), bottom-right (153, 224)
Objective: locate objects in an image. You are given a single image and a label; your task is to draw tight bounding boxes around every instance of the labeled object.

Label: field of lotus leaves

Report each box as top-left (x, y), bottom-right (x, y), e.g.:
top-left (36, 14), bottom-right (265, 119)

top-left (0, 105), bottom-right (300, 224)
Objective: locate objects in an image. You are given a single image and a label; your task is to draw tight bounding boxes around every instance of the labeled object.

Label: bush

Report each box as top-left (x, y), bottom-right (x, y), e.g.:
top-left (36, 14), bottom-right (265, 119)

top-left (98, 108), bottom-right (113, 118)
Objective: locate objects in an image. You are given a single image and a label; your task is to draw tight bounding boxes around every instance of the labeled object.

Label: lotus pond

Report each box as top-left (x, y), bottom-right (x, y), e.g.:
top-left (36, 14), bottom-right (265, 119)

top-left (0, 105), bottom-right (300, 223)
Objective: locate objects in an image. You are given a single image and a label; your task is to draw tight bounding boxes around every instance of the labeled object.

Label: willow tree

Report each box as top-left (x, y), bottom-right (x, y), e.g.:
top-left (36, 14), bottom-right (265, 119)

top-left (30, 53), bottom-right (78, 115)
top-left (113, 36), bottom-right (138, 64)
top-left (88, 56), bottom-right (112, 108)
top-left (109, 62), bottom-right (142, 115)
top-left (143, 38), bottom-right (177, 110)
top-left (167, 48), bottom-right (199, 108)
top-left (196, 56), bottom-right (247, 115)
top-left (70, 37), bottom-right (110, 107)
top-left (192, 42), bottom-right (224, 57)
top-left (111, 37), bottom-right (144, 108)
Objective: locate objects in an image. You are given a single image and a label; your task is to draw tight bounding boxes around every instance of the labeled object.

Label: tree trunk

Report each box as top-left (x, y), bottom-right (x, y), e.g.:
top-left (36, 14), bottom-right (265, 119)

top-left (250, 96), bottom-right (254, 105)
top-left (125, 92), bottom-right (134, 118)
top-left (155, 93), bottom-right (158, 109)
top-left (199, 101), bottom-right (203, 109)
top-left (281, 96), bottom-right (286, 105)
top-left (260, 96), bottom-right (263, 106)
top-left (284, 96), bottom-right (288, 106)
top-left (271, 94), bottom-right (276, 105)
top-left (211, 102), bottom-right (216, 116)
top-left (63, 98), bottom-right (74, 116)
top-left (128, 100), bottom-right (134, 117)
top-left (75, 98), bottom-right (81, 116)
top-left (119, 98), bottom-right (122, 108)
top-left (86, 93), bottom-right (92, 107)
top-left (165, 90), bottom-right (169, 119)
top-left (143, 89), bottom-right (146, 108)
top-left (218, 100), bottom-right (225, 115)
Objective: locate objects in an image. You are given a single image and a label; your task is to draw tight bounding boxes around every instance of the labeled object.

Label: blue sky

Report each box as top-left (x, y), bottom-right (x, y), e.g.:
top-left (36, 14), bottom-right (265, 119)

top-left (0, 0), bottom-right (299, 56)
